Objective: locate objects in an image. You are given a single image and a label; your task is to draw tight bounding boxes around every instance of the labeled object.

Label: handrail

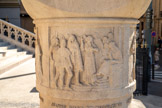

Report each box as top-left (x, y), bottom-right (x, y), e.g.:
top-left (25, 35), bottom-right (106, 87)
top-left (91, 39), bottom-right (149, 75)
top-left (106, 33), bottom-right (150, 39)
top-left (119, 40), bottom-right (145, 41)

top-left (0, 19), bottom-right (36, 53)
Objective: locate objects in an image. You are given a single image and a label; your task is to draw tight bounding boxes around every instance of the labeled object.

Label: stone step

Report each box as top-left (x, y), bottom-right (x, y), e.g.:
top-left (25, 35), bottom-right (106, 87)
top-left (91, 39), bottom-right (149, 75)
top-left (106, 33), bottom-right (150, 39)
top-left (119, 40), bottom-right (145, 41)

top-left (0, 45), bottom-right (17, 54)
top-left (7, 45), bottom-right (17, 49)
top-left (0, 52), bottom-right (6, 58)
top-left (0, 53), bottom-right (26, 66)
top-left (0, 45), bottom-right (15, 51)
top-left (0, 46), bottom-right (27, 59)
top-left (0, 41), bottom-right (9, 46)
top-left (0, 37), bottom-right (34, 75)
top-left (0, 54), bottom-right (33, 74)
top-left (0, 39), bottom-right (3, 42)
top-left (0, 50), bottom-right (27, 62)
top-left (1, 49), bottom-right (18, 58)
top-left (4, 48), bottom-right (26, 57)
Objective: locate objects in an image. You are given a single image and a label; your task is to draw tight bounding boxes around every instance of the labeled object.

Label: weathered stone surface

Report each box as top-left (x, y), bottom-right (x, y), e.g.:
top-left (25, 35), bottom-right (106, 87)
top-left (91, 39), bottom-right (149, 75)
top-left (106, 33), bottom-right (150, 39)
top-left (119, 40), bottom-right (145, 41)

top-left (21, 0), bottom-right (151, 108)
top-left (22, 0), bottom-right (151, 19)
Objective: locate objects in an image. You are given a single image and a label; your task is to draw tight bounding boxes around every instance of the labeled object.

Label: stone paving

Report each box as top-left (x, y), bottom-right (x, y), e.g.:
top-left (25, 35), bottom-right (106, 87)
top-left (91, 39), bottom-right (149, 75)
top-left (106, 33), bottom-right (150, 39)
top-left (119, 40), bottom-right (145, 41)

top-left (134, 95), bottom-right (162, 108)
top-left (0, 58), bottom-right (162, 108)
top-left (0, 58), bottom-right (39, 108)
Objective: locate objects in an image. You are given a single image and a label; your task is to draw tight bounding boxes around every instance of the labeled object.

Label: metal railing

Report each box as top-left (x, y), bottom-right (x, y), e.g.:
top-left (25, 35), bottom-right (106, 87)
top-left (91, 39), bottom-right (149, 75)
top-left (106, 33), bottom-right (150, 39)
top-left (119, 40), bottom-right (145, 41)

top-left (134, 45), bottom-right (150, 95)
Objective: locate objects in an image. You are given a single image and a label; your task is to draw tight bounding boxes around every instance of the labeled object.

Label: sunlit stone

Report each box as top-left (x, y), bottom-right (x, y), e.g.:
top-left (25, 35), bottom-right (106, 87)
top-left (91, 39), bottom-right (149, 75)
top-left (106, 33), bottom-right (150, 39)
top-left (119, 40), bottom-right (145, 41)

top-left (21, 0), bottom-right (151, 108)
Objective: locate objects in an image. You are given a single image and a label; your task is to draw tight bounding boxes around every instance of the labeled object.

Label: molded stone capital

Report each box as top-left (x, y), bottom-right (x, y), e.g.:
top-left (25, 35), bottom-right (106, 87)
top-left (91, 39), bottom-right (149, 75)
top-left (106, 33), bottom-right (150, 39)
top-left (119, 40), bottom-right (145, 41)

top-left (22, 0), bottom-right (151, 19)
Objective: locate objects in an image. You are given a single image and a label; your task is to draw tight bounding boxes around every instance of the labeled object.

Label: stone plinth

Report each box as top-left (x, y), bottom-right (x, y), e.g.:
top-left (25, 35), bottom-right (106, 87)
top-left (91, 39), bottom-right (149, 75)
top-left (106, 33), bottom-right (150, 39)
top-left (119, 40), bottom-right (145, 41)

top-left (21, 0), bottom-right (151, 108)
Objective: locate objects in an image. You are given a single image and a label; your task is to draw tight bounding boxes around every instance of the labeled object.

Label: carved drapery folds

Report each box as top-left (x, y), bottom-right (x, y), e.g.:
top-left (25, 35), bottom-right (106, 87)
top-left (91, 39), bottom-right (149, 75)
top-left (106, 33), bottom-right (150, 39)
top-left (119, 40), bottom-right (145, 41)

top-left (36, 28), bottom-right (124, 91)
top-left (129, 31), bottom-right (136, 83)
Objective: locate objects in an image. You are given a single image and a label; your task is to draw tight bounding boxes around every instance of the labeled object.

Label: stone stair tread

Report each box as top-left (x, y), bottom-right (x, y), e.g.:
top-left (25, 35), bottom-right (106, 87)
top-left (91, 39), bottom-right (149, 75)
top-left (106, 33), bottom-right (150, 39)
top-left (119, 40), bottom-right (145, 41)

top-left (0, 20), bottom-right (35, 75)
top-left (0, 50), bottom-right (27, 62)
top-left (0, 54), bottom-right (32, 67)
top-left (0, 39), bottom-right (3, 42)
top-left (3, 48), bottom-right (17, 53)
top-left (0, 45), bottom-right (19, 54)
top-left (0, 43), bottom-right (33, 74)
top-left (0, 45), bottom-right (16, 50)
top-left (0, 42), bottom-right (9, 46)
top-left (0, 46), bottom-right (9, 50)
top-left (1, 49), bottom-right (18, 57)
top-left (0, 53), bottom-right (5, 58)
top-left (0, 54), bottom-right (33, 74)
top-left (17, 47), bottom-right (24, 52)
top-left (7, 45), bottom-right (17, 49)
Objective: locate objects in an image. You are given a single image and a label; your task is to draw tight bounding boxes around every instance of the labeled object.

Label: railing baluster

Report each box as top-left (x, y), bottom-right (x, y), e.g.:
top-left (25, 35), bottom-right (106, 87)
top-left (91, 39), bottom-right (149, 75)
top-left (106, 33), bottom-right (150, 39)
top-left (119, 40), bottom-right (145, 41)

top-left (8, 26), bottom-right (11, 38)
top-left (29, 35), bottom-right (32, 47)
top-left (1, 23), bottom-right (3, 35)
top-left (15, 30), bottom-right (18, 41)
top-left (0, 21), bottom-right (2, 34)
top-left (22, 32), bottom-right (25, 44)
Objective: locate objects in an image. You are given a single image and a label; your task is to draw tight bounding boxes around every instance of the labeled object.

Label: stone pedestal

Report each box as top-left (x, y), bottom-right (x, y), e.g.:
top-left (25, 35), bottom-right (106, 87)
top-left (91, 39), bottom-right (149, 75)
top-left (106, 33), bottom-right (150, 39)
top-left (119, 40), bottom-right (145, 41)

top-left (21, 0), bottom-right (151, 108)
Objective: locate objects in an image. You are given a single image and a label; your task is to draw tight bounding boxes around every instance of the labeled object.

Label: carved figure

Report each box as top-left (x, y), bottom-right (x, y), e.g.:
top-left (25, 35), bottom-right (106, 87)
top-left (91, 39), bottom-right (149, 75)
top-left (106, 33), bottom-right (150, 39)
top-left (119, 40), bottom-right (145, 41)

top-left (68, 34), bottom-right (83, 85)
top-left (50, 37), bottom-right (60, 88)
top-left (54, 38), bottom-right (73, 90)
top-left (81, 35), bottom-right (98, 85)
top-left (102, 36), bottom-right (111, 60)
top-left (97, 36), bottom-right (111, 82)
top-left (50, 38), bottom-right (60, 62)
top-left (97, 33), bottom-right (123, 88)
top-left (36, 34), bottom-right (43, 84)
top-left (129, 34), bottom-right (136, 82)
top-left (108, 33), bottom-right (122, 63)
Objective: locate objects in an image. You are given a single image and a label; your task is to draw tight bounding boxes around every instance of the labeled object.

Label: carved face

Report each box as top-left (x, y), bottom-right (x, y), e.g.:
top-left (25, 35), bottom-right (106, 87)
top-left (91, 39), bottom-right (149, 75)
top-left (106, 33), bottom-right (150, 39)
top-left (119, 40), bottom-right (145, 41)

top-left (69, 35), bottom-right (76, 42)
top-left (61, 39), bottom-right (66, 47)
top-left (86, 36), bottom-right (93, 44)
top-left (55, 38), bottom-right (59, 45)
top-left (108, 32), bottom-right (113, 41)
top-left (103, 36), bottom-right (109, 44)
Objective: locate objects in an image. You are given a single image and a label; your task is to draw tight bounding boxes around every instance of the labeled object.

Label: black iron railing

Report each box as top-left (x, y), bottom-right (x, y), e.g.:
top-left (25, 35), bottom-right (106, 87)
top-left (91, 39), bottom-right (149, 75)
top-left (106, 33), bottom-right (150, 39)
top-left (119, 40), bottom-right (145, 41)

top-left (134, 45), bottom-right (150, 95)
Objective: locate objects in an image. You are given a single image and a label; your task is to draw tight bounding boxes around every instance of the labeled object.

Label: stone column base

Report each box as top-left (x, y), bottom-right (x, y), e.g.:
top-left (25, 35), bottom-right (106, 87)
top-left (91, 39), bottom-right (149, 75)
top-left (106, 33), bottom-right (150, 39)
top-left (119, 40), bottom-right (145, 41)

top-left (39, 94), bottom-right (134, 108)
top-left (39, 96), bottom-right (146, 108)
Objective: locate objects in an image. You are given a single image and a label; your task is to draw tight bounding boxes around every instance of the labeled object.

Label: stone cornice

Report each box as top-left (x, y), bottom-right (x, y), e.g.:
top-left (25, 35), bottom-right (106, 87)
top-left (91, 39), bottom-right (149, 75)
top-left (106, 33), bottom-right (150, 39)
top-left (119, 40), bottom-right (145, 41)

top-left (22, 0), bottom-right (151, 19)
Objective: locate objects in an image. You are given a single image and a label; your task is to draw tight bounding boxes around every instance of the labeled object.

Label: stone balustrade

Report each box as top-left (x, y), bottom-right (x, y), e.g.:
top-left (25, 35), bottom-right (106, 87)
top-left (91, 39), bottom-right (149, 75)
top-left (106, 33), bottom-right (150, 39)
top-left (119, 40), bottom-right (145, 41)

top-left (0, 19), bottom-right (36, 53)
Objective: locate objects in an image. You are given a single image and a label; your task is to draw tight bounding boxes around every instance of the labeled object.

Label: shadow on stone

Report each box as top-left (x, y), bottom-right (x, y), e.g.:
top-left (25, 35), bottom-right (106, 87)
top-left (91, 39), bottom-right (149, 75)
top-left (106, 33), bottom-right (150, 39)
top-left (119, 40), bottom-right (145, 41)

top-left (30, 87), bottom-right (38, 93)
top-left (0, 72), bottom-right (35, 80)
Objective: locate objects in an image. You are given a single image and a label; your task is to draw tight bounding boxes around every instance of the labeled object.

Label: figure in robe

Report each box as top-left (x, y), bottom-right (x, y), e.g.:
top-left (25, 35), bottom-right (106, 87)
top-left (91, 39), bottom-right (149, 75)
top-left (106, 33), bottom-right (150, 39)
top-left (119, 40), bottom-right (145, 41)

top-left (97, 33), bottom-right (123, 88)
top-left (68, 35), bottom-right (84, 85)
top-left (81, 35), bottom-right (98, 85)
top-left (50, 37), bottom-right (60, 88)
top-left (36, 34), bottom-right (43, 84)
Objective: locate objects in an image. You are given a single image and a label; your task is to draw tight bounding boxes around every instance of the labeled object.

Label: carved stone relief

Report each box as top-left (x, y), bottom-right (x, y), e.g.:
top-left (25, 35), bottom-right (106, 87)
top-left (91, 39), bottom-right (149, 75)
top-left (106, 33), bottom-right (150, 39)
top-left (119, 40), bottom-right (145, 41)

top-left (97, 32), bottom-right (123, 88)
top-left (35, 28), bottom-right (43, 84)
top-left (129, 31), bottom-right (136, 83)
top-left (38, 28), bottom-right (124, 91)
top-left (50, 37), bottom-right (60, 88)
top-left (81, 35), bottom-right (98, 85)
top-left (68, 34), bottom-right (84, 86)
top-left (52, 36), bottom-right (73, 90)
